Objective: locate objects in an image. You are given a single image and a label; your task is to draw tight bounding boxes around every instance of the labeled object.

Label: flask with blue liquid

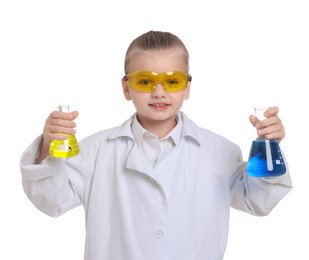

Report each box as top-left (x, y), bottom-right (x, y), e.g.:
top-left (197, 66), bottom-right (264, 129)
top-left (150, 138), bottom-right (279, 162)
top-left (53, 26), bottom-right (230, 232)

top-left (246, 107), bottom-right (286, 178)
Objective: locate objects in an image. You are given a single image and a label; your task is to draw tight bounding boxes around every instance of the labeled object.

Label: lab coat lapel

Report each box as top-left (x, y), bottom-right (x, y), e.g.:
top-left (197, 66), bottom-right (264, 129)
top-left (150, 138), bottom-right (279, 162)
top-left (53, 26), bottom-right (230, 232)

top-left (125, 144), bottom-right (156, 178)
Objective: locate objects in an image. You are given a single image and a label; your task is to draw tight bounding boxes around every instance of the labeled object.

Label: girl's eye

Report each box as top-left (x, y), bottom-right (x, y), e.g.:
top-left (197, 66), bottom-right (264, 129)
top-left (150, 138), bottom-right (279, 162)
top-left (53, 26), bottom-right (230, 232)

top-left (139, 79), bottom-right (151, 85)
top-left (167, 79), bottom-right (179, 85)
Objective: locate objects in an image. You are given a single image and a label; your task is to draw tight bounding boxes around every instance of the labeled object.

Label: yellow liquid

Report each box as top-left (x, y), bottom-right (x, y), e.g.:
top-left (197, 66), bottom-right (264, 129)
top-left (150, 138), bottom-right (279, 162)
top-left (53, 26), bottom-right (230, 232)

top-left (49, 134), bottom-right (80, 158)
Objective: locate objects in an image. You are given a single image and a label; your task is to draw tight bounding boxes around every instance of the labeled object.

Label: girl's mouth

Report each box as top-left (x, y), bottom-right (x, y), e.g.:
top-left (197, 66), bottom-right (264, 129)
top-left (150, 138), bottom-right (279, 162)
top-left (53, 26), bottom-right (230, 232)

top-left (149, 103), bottom-right (170, 110)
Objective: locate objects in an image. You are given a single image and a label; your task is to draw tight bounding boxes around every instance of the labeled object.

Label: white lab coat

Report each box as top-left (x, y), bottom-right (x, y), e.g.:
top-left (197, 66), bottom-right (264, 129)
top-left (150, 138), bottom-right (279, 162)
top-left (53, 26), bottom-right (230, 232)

top-left (20, 112), bottom-right (292, 260)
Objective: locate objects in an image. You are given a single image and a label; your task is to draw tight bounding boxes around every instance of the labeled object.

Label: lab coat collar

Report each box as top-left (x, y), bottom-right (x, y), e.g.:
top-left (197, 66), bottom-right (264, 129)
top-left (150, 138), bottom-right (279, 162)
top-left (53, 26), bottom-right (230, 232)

top-left (107, 112), bottom-right (202, 146)
top-left (107, 115), bottom-right (135, 140)
top-left (180, 111), bottom-right (202, 146)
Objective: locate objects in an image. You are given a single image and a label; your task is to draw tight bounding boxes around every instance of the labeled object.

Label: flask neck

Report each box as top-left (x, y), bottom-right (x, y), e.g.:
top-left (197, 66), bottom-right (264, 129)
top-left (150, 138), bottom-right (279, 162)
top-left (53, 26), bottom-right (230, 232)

top-left (58, 105), bottom-right (70, 113)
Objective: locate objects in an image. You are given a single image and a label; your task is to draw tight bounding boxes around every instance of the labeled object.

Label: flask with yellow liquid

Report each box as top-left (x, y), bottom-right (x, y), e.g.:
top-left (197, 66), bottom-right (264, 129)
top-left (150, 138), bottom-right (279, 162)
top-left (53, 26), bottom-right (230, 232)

top-left (49, 105), bottom-right (80, 158)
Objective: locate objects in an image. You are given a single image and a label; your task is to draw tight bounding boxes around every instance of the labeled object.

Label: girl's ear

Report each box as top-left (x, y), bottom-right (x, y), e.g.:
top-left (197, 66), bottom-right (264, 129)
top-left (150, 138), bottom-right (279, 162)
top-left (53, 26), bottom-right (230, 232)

top-left (122, 78), bottom-right (132, 101)
top-left (184, 81), bottom-right (191, 100)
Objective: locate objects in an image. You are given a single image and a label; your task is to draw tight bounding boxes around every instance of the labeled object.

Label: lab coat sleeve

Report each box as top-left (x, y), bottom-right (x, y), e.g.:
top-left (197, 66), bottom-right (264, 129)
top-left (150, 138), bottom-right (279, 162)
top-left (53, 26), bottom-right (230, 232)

top-left (230, 153), bottom-right (293, 216)
top-left (20, 136), bottom-right (84, 217)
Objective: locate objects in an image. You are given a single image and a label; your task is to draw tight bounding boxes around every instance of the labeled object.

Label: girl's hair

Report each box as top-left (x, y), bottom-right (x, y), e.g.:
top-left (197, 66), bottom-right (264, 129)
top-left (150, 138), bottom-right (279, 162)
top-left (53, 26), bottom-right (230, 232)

top-left (124, 31), bottom-right (189, 74)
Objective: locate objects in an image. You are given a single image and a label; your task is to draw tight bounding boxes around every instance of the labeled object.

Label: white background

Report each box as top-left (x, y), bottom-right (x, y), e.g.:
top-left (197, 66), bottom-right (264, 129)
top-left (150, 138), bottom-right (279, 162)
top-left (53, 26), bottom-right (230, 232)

top-left (1, 0), bottom-right (308, 259)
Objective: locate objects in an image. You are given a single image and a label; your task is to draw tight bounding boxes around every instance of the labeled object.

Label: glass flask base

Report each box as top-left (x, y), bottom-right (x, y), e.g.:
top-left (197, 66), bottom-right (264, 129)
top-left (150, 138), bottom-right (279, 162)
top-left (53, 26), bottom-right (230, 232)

top-left (246, 140), bottom-right (286, 178)
top-left (49, 134), bottom-right (80, 158)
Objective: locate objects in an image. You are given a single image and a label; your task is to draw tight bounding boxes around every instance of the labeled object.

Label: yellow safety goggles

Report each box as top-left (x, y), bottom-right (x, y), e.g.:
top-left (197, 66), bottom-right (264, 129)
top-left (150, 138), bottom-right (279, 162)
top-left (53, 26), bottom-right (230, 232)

top-left (123, 71), bottom-right (192, 93)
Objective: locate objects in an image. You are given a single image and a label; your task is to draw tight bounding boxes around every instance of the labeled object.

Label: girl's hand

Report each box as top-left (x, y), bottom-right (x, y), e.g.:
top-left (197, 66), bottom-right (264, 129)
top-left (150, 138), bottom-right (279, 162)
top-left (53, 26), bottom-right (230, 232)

top-left (249, 106), bottom-right (285, 142)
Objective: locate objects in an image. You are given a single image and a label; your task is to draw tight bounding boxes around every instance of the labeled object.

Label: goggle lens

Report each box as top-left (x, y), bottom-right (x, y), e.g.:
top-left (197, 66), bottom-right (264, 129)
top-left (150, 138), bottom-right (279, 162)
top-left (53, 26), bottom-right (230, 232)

top-left (123, 71), bottom-right (191, 93)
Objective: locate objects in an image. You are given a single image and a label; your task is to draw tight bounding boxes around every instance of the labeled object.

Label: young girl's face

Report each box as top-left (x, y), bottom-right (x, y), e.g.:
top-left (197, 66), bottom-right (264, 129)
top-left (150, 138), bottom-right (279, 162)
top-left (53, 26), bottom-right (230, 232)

top-left (122, 48), bottom-right (191, 132)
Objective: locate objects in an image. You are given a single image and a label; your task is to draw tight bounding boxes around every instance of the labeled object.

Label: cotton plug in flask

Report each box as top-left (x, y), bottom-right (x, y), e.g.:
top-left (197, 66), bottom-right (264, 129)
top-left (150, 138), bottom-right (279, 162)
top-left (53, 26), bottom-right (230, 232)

top-left (246, 107), bottom-right (286, 177)
top-left (49, 105), bottom-right (80, 158)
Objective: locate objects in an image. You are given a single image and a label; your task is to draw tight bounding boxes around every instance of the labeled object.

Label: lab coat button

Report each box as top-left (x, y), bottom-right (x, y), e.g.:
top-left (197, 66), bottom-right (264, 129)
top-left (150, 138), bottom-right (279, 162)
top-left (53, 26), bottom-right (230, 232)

top-left (154, 230), bottom-right (164, 239)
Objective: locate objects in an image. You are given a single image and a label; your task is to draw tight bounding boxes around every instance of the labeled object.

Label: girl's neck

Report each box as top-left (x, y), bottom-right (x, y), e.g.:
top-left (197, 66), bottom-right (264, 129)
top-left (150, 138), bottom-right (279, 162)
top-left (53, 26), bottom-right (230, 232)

top-left (137, 115), bottom-right (177, 139)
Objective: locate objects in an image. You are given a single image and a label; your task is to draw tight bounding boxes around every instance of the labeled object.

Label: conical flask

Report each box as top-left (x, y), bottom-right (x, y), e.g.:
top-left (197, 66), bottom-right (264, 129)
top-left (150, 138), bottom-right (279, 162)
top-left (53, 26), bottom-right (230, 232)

top-left (246, 107), bottom-right (286, 177)
top-left (49, 105), bottom-right (80, 158)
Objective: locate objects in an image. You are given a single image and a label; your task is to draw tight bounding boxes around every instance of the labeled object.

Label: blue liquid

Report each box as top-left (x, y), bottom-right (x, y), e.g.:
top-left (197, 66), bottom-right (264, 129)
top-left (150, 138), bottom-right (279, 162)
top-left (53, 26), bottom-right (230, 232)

top-left (247, 140), bottom-right (286, 177)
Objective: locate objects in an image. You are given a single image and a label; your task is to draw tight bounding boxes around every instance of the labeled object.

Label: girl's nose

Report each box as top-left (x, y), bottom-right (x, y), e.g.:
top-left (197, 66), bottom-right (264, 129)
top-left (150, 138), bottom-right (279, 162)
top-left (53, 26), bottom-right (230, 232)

top-left (151, 84), bottom-right (166, 98)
